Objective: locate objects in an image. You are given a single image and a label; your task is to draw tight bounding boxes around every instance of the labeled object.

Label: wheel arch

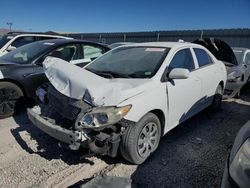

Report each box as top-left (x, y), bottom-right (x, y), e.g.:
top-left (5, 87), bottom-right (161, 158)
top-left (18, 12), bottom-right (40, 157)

top-left (219, 80), bottom-right (224, 90)
top-left (149, 109), bottom-right (165, 137)
top-left (0, 79), bottom-right (26, 97)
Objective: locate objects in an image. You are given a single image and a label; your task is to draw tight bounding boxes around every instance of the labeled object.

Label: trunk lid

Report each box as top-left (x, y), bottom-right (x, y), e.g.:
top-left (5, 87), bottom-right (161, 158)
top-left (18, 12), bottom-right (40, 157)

top-left (193, 38), bottom-right (238, 66)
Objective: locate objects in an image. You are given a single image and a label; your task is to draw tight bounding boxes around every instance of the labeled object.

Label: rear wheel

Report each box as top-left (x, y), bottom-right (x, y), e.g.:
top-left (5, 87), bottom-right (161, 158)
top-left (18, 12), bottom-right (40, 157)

top-left (0, 82), bottom-right (23, 119)
top-left (210, 85), bottom-right (223, 112)
top-left (120, 113), bottom-right (161, 164)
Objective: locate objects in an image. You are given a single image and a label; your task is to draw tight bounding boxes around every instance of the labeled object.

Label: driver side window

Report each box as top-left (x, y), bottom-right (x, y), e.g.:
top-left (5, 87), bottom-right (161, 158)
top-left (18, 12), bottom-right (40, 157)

top-left (48, 44), bottom-right (79, 62)
top-left (169, 49), bottom-right (195, 71)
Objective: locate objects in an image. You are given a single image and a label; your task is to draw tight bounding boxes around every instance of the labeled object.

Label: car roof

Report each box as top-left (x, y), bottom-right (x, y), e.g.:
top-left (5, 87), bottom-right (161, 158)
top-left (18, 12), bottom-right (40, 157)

top-left (6, 33), bottom-right (73, 39)
top-left (111, 42), bottom-right (136, 45)
top-left (121, 41), bottom-right (203, 48)
top-left (28, 38), bottom-right (109, 48)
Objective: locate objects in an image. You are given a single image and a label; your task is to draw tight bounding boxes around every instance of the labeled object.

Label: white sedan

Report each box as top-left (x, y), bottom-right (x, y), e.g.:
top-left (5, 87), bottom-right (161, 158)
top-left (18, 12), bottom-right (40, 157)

top-left (28, 42), bottom-right (227, 164)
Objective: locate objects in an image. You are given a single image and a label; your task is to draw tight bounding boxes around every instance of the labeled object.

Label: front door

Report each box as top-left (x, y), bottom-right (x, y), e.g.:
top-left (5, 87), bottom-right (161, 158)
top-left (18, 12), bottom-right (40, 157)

top-left (166, 48), bottom-right (202, 128)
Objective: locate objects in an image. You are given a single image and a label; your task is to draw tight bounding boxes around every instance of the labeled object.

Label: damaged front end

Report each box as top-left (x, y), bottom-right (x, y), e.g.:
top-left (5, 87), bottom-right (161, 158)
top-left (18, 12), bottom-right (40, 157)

top-left (28, 84), bottom-right (133, 157)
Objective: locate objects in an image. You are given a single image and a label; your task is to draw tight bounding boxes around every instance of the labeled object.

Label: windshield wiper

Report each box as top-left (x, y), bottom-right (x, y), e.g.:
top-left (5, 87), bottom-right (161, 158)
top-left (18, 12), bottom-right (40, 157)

top-left (127, 71), bottom-right (151, 78)
top-left (101, 71), bottom-right (131, 78)
top-left (87, 69), bottom-right (130, 79)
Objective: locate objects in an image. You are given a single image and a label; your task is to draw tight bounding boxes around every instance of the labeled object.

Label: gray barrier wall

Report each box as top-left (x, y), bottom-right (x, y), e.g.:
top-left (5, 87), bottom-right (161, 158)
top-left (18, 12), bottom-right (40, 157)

top-left (66, 28), bottom-right (250, 48)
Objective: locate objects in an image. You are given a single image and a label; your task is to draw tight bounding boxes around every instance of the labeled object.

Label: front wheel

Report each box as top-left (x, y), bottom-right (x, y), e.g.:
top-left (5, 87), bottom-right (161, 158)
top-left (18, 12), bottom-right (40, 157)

top-left (0, 82), bottom-right (24, 119)
top-left (120, 113), bottom-right (161, 164)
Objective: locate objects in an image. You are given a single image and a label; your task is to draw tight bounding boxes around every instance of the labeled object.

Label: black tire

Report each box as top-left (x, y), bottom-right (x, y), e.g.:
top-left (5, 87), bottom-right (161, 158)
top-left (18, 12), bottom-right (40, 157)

top-left (210, 85), bottom-right (223, 112)
top-left (0, 82), bottom-right (24, 119)
top-left (120, 112), bottom-right (161, 164)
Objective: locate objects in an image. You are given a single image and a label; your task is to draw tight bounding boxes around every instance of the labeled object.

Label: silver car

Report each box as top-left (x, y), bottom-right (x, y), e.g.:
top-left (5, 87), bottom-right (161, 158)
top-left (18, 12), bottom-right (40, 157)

top-left (227, 47), bottom-right (250, 97)
top-left (193, 38), bottom-right (250, 98)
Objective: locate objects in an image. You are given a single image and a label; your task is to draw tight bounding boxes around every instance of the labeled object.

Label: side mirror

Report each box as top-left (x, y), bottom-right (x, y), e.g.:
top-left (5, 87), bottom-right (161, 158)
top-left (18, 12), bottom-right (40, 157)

top-left (169, 68), bottom-right (190, 79)
top-left (7, 45), bottom-right (16, 52)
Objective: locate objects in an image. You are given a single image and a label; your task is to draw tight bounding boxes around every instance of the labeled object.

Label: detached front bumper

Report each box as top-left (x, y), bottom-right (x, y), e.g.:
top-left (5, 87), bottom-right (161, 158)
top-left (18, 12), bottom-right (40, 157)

top-left (27, 106), bottom-right (122, 156)
top-left (27, 107), bottom-right (83, 149)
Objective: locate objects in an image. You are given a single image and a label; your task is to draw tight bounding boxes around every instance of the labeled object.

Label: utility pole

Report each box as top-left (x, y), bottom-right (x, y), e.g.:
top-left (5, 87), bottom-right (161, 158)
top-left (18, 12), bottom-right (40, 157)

top-left (6, 22), bottom-right (13, 31)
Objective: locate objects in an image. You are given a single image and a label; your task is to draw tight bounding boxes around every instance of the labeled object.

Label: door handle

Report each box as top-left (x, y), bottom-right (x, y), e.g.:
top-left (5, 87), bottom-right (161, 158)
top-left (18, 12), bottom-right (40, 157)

top-left (23, 73), bottom-right (32, 77)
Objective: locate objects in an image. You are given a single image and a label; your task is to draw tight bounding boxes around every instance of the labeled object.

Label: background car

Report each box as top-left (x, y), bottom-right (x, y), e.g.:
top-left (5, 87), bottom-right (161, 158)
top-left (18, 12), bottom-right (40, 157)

top-left (231, 47), bottom-right (250, 94)
top-left (28, 42), bottom-right (226, 164)
top-left (193, 38), bottom-right (246, 98)
top-left (0, 32), bottom-right (72, 56)
top-left (108, 42), bottom-right (137, 49)
top-left (221, 121), bottom-right (250, 188)
top-left (0, 39), bottom-right (110, 119)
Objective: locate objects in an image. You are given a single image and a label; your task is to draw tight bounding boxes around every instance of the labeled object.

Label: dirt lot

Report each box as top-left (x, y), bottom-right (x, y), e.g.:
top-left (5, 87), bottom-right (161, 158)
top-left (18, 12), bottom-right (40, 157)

top-left (0, 86), bottom-right (250, 188)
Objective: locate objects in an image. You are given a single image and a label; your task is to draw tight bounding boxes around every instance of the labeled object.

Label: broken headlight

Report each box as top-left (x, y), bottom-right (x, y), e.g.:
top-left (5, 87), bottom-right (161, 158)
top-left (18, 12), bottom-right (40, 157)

top-left (78, 105), bottom-right (132, 129)
top-left (229, 138), bottom-right (250, 187)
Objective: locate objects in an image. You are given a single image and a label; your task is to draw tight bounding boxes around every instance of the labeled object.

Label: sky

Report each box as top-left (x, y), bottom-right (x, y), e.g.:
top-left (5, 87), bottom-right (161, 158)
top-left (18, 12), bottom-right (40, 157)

top-left (0, 0), bottom-right (249, 33)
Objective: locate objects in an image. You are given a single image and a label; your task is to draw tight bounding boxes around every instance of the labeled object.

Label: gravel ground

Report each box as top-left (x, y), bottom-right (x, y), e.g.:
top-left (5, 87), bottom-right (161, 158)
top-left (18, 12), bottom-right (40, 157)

top-left (0, 85), bottom-right (250, 188)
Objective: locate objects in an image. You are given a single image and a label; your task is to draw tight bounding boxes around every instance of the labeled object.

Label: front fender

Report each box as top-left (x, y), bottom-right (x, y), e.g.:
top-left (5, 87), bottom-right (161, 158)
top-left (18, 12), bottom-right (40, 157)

top-left (118, 83), bottom-right (168, 123)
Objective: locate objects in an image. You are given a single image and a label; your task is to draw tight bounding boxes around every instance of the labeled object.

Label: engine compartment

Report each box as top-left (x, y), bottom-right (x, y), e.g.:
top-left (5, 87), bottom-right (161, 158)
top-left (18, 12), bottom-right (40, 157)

top-left (34, 83), bottom-right (132, 157)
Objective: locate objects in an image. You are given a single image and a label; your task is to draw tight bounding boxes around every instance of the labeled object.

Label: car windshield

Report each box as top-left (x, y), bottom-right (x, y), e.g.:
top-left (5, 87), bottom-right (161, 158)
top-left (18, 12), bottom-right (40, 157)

top-left (0, 35), bottom-right (11, 49)
top-left (233, 50), bottom-right (244, 64)
top-left (0, 41), bottom-right (54, 64)
top-left (86, 46), bottom-right (170, 78)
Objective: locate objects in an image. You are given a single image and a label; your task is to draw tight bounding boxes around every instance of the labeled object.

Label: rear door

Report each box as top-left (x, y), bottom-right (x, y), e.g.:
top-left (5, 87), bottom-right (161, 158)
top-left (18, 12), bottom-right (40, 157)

top-left (192, 48), bottom-right (218, 105)
top-left (166, 48), bottom-right (202, 127)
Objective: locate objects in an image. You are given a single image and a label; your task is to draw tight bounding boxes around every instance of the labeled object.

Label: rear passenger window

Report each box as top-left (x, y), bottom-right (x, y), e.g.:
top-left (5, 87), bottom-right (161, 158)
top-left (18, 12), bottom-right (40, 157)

top-left (194, 48), bottom-right (213, 67)
top-left (83, 45), bottom-right (103, 60)
top-left (169, 49), bottom-right (195, 71)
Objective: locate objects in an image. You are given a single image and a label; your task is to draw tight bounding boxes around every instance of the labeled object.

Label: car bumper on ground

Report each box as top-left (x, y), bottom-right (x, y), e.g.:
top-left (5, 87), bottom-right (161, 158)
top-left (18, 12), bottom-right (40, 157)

top-left (27, 107), bottom-right (83, 148)
top-left (27, 106), bottom-right (122, 156)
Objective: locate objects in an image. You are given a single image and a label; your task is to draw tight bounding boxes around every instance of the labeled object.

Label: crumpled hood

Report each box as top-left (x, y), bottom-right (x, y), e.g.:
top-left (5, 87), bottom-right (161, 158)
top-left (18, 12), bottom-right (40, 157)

top-left (43, 57), bottom-right (149, 106)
